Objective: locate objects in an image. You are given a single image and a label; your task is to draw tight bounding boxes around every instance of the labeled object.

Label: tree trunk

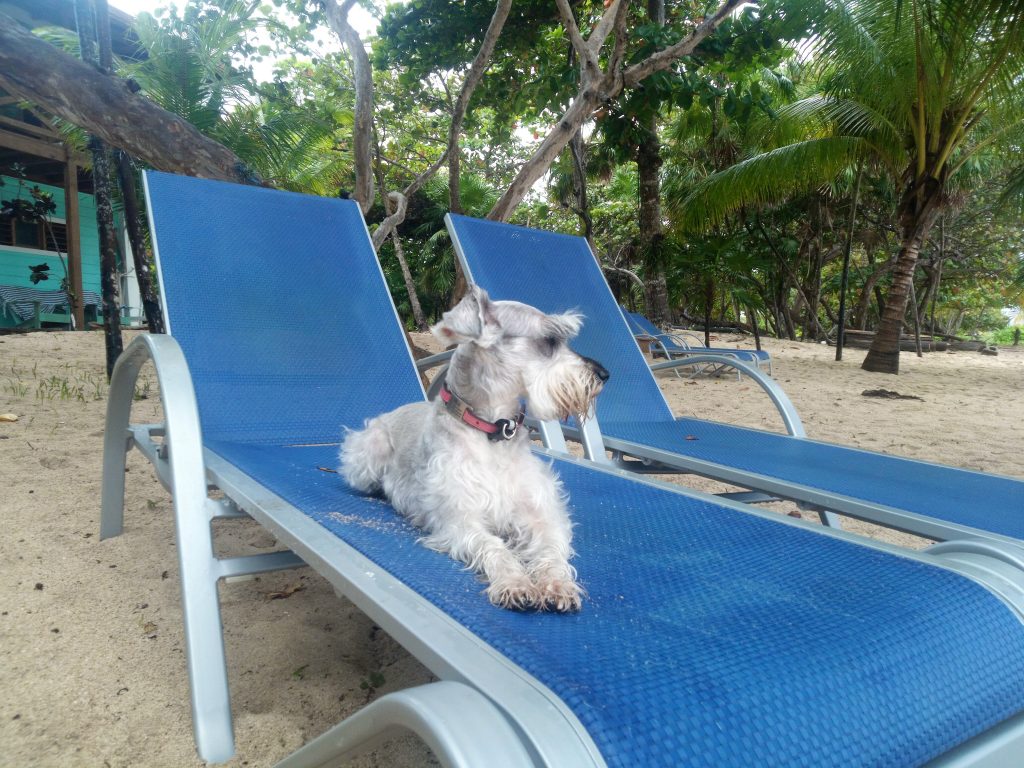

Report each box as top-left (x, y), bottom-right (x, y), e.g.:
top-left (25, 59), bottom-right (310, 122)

top-left (637, 0), bottom-right (670, 325)
top-left (0, 13), bottom-right (259, 184)
top-left (835, 163), bottom-right (863, 361)
top-left (320, 0), bottom-right (373, 213)
top-left (568, 130), bottom-right (595, 248)
top-left (851, 254), bottom-right (894, 330)
top-left (638, 114), bottom-right (670, 323)
top-left (383, 192), bottom-right (428, 331)
top-left (862, 181), bottom-right (943, 373)
top-left (76, 0), bottom-right (122, 377)
top-left (448, 0), bottom-right (513, 214)
top-left (116, 151), bottom-right (164, 333)
top-left (746, 304), bottom-right (762, 350)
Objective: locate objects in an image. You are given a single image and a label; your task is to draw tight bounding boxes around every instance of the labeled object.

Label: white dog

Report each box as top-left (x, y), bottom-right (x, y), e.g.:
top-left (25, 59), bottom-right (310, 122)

top-left (339, 286), bottom-right (608, 611)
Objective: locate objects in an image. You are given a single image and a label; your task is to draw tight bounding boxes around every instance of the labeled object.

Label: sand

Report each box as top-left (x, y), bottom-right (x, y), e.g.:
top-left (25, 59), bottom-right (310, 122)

top-left (1, 328), bottom-right (1022, 766)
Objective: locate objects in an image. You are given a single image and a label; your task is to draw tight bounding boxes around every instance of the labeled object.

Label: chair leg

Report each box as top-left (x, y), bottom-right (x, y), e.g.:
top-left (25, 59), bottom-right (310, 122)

top-left (101, 336), bottom-right (237, 762)
top-left (176, 498), bottom-right (236, 763)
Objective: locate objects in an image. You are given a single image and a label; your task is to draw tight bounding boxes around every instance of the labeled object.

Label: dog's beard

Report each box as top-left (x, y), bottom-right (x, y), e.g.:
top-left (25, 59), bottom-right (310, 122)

top-left (532, 371), bottom-right (605, 422)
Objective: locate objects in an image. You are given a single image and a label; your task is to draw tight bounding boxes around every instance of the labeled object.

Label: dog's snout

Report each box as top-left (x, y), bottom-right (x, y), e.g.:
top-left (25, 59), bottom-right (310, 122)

top-left (585, 357), bottom-right (610, 383)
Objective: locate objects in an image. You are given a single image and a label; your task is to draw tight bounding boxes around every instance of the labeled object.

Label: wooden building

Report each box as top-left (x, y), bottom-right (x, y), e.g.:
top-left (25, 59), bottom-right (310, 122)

top-left (0, 0), bottom-right (140, 329)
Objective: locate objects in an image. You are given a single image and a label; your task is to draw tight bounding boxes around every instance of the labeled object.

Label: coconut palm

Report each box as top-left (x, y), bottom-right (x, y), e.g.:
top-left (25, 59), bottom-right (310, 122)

top-left (674, 0), bottom-right (1024, 373)
top-left (122, 2), bottom-right (350, 195)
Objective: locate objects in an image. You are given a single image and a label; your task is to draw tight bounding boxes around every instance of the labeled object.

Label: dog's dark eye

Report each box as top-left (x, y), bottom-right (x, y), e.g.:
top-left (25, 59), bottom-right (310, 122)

top-left (541, 336), bottom-right (559, 355)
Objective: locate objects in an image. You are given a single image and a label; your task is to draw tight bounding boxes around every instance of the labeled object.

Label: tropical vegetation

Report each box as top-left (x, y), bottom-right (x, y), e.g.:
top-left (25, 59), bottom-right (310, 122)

top-left (8, 0), bottom-right (1024, 374)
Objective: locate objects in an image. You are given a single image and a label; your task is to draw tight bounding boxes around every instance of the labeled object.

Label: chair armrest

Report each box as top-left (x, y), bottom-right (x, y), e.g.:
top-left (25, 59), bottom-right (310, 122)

top-left (415, 349), bottom-right (454, 372)
top-left (652, 353), bottom-right (805, 437)
top-left (101, 334), bottom-right (209, 539)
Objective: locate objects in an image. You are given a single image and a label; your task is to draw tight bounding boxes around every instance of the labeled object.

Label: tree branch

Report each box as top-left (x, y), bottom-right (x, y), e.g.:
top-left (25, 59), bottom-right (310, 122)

top-left (590, 0), bottom-right (629, 53)
top-left (490, 0), bottom-right (743, 220)
top-left (448, 0), bottom-right (513, 212)
top-left (371, 149), bottom-right (450, 250)
top-left (623, 0), bottom-right (745, 87)
top-left (555, 0), bottom-right (599, 73)
top-left (320, 0), bottom-right (374, 213)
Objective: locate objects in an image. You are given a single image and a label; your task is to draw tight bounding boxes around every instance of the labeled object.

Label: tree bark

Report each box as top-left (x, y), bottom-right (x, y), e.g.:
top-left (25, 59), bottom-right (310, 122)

top-left (489, 0), bottom-right (744, 220)
top-left (448, 0), bottom-right (514, 214)
top-left (862, 179), bottom-right (944, 373)
top-left (638, 0), bottom-right (670, 325)
top-left (116, 151), bottom-right (164, 333)
top-left (0, 13), bottom-right (259, 184)
top-left (76, 0), bottom-right (122, 377)
top-left (320, 0), bottom-right (374, 213)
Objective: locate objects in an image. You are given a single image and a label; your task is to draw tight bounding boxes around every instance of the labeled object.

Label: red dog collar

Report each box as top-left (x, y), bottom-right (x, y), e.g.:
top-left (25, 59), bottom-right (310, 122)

top-left (439, 384), bottom-right (525, 441)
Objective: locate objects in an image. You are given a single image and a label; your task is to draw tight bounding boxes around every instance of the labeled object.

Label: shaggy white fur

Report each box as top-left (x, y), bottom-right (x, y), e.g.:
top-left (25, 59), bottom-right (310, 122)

top-left (340, 286), bottom-right (607, 611)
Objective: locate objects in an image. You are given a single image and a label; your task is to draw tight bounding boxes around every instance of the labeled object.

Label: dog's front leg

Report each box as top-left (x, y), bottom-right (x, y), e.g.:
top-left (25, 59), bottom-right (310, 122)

top-left (516, 485), bottom-right (583, 613)
top-left (422, 522), bottom-right (538, 610)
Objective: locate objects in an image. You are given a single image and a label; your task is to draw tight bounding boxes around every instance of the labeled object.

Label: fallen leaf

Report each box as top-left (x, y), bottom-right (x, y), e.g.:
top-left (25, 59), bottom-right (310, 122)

top-left (0, 413), bottom-right (18, 423)
top-left (265, 583), bottom-right (305, 600)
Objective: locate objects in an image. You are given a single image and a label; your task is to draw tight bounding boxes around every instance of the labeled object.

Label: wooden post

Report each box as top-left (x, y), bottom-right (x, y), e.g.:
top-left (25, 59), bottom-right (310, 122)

top-left (63, 153), bottom-right (85, 329)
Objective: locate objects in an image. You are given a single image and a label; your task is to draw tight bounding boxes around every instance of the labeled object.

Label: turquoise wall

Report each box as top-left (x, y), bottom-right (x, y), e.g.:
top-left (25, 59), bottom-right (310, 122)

top-left (0, 175), bottom-right (101, 325)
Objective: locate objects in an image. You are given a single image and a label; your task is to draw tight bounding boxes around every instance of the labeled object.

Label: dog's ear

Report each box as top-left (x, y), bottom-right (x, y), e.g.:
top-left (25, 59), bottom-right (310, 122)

top-left (431, 285), bottom-right (502, 347)
top-left (545, 311), bottom-right (584, 341)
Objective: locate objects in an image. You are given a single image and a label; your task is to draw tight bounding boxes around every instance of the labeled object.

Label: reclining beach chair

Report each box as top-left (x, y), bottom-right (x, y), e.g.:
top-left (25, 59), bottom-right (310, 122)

top-left (447, 213), bottom-right (1024, 548)
top-left (102, 173), bottom-right (1024, 767)
top-left (622, 306), bottom-right (773, 377)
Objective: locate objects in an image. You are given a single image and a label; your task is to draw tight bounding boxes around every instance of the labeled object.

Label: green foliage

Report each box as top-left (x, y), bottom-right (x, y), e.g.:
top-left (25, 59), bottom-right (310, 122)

top-left (52, 0), bottom-right (1020, 339)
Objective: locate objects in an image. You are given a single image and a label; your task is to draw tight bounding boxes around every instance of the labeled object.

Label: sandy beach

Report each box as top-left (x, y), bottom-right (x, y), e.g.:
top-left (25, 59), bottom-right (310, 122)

top-left (1, 328), bottom-right (1022, 766)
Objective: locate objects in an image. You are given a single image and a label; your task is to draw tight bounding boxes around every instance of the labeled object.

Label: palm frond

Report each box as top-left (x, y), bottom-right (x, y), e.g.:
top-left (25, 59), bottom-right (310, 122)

top-left (671, 136), bottom-right (865, 233)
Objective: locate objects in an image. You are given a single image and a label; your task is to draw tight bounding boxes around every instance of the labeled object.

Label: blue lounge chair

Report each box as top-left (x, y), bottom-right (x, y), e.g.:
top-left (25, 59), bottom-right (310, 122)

top-left (447, 213), bottom-right (1024, 548)
top-left (101, 173), bottom-right (1024, 767)
top-left (622, 306), bottom-right (773, 376)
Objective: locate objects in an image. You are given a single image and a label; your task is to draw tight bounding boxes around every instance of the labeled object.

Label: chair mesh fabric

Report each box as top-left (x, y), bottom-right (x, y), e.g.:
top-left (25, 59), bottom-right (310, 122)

top-left (448, 215), bottom-right (1024, 540)
top-left (146, 171), bottom-right (424, 444)
top-left (607, 418), bottom-right (1024, 539)
top-left (146, 177), bottom-right (1024, 766)
top-left (208, 439), bottom-right (1024, 768)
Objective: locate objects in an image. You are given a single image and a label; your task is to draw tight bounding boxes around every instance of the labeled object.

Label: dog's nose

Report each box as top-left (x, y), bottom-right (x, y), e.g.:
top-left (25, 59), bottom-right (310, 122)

top-left (585, 357), bottom-right (610, 383)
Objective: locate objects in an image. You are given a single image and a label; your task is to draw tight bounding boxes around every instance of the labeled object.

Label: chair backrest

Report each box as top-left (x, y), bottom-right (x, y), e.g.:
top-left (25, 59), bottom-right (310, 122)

top-left (623, 309), bottom-right (687, 351)
top-left (447, 214), bottom-right (674, 424)
top-left (144, 171), bottom-right (424, 445)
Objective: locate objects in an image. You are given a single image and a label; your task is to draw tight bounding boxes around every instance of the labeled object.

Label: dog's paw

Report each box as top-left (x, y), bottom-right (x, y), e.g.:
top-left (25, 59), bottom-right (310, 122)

top-left (486, 574), bottom-right (538, 611)
top-left (534, 576), bottom-right (583, 613)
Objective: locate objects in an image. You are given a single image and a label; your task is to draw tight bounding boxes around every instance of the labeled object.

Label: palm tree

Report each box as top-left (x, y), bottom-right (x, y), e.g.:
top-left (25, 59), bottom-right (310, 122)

top-left (122, 3), bottom-right (349, 194)
top-left (675, 0), bottom-right (1024, 373)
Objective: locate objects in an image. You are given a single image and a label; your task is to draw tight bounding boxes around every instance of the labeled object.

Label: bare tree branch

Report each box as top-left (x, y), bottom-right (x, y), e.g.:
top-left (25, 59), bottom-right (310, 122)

top-left (449, 0), bottom-right (514, 212)
top-left (489, 0), bottom-right (745, 220)
top-left (622, 0), bottom-right (745, 87)
top-left (555, 0), bottom-right (599, 73)
top-left (320, 0), bottom-right (374, 213)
